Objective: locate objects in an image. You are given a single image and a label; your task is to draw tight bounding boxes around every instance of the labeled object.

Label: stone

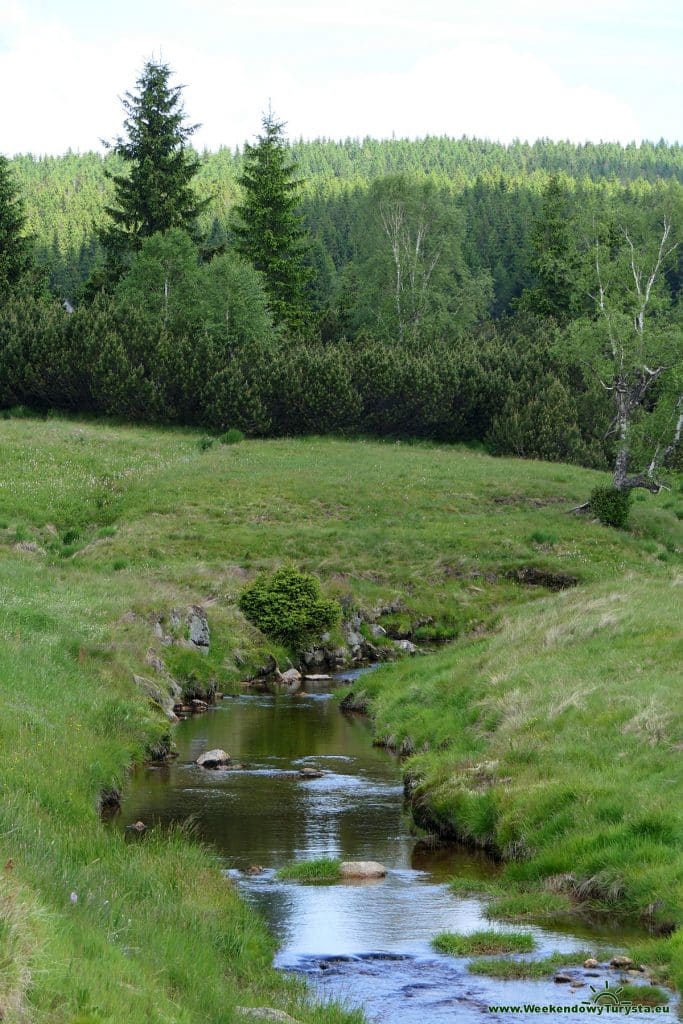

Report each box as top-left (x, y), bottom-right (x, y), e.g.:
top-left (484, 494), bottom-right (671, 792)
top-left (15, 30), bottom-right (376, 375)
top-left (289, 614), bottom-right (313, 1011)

top-left (370, 623), bottom-right (387, 637)
top-left (303, 674), bottom-right (331, 681)
top-left (188, 606), bottom-right (210, 651)
top-left (152, 621), bottom-right (164, 639)
top-left (345, 629), bottom-right (363, 649)
top-left (554, 974), bottom-right (573, 984)
top-left (129, 821), bottom-right (147, 832)
top-left (191, 699), bottom-right (209, 712)
top-left (13, 541), bottom-right (45, 554)
top-left (339, 861), bottom-right (387, 879)
top-left (247, 865), bottom-right (265, 875)
top-left (358, 639), bottom-right (379, 661)
top-left (299, 767), bottom-right (325, 778)
top-left (196, 749), bottom-right (231, 768)
top-left (583, 958), bottom-right (600, 969)
top-left (278, 668), bottom-right (301, 685)
top-left (395, 639), bottom-right (417, 654)
top-left (610, 956), bottom-right (634, 969)
top-left (236, 1009), bottom-right (300, 1024)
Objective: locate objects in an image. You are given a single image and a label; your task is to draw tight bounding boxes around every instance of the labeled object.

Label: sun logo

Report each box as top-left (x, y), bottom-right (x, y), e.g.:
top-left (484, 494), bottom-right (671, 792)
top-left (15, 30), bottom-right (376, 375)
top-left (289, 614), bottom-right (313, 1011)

top-left (584, 980), bottom-right (632, 1008)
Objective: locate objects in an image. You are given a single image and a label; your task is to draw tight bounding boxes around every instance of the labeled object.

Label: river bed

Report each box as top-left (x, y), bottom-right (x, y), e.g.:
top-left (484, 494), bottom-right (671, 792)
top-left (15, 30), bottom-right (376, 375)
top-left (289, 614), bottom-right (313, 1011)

top-left (122, 679), bottom-right (674, 1022)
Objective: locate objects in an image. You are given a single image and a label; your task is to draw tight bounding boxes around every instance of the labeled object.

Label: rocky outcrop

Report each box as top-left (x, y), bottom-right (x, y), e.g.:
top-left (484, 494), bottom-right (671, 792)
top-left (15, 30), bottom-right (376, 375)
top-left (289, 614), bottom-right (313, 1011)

top-left (13, 541), bottom-right (46, 555)
top-left (133, 674), bottom-right (181, 722)
top-left (187, 606), bottom-right (210, 652)
top-left (196, 749), bottom-right (231, 768)
top-left (301, 644), bottom-right (347, 671)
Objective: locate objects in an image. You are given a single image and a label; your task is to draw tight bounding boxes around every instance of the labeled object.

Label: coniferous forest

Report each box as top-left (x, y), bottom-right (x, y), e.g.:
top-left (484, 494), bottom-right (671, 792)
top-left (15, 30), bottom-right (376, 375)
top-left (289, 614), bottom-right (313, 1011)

top-left (2, 60), bottom-right (682, 487)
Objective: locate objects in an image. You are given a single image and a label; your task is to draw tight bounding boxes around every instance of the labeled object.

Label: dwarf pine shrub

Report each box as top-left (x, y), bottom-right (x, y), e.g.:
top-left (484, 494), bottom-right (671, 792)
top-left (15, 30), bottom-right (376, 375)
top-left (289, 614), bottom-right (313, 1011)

top-left (238, 565), bottom-right (339, 650)
top-left (590, 485), bottom-right (632, 528)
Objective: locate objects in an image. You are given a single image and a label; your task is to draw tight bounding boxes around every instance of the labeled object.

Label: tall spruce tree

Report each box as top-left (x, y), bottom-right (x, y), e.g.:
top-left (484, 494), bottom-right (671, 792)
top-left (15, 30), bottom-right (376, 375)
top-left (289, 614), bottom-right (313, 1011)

top-left (0, 155), bottom-right (31, 296)
top-left (233, 111), bottom-right (312, 335)
top-left (99, 60), bottom-right (206, 280)
top-left (517, 174), bottom-right (582, 326)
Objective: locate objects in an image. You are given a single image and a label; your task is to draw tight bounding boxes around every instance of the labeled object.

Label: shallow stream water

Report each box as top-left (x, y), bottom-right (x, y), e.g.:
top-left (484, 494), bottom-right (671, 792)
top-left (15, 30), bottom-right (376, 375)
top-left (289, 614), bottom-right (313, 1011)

top-left (122, 675), bottom-right (673, 1022)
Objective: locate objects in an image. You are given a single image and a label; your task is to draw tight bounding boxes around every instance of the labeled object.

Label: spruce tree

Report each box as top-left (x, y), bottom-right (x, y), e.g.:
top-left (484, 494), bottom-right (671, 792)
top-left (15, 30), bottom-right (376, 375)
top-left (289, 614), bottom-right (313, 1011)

top-left (0, 155), bottom-right (31, 295)
top-left (99, 60), bottom-right (206, 279)
top-left (517, 175), bottom-right (582, 326)
top-left (233, 111), bottom-right (312, 335)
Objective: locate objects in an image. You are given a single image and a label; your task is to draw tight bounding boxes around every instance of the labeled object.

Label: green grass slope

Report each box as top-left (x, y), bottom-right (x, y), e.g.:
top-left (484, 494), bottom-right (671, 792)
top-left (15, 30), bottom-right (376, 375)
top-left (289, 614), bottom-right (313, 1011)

top-left (0, 415), bottom-right (681, 1019)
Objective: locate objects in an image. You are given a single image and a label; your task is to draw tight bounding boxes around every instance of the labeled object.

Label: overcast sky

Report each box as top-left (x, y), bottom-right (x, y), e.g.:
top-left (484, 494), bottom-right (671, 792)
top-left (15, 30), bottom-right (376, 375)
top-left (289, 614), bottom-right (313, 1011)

top-left (2, 0), bottom-right (682, 155)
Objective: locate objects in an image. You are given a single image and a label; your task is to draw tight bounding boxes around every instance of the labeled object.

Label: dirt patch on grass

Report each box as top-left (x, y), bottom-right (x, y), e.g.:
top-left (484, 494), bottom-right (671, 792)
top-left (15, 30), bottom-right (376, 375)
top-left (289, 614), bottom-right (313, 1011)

top-left (505, 566), bottom-right (579, 590)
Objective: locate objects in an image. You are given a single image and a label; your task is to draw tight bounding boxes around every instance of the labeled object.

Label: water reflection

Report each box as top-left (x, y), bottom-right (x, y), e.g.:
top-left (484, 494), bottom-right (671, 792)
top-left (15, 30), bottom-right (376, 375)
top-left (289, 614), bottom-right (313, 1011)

top-left (122, 689), bottom-right (671, 1024)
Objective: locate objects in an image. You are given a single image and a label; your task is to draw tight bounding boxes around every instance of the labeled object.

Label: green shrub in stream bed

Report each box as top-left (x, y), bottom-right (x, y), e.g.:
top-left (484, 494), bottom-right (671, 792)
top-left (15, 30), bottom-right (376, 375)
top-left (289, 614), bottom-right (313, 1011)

top-left (617, 985), bottom-right (671, 1007)
top-left (276, 859), bottom-right (342, 883)
top-left (432, 929), bottom-right (535, 956)
top-left (484, 891), bottom-right (574, 920)
top-left (467, 951), bottom-right (594, 979)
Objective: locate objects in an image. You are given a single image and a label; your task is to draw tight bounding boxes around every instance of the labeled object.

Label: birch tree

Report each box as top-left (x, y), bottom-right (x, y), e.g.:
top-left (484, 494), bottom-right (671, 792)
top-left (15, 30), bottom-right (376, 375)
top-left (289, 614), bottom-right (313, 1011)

top-left (354, 175), bottom-right (491, 346)
top-left (574, 213), bottom-right (682, 492)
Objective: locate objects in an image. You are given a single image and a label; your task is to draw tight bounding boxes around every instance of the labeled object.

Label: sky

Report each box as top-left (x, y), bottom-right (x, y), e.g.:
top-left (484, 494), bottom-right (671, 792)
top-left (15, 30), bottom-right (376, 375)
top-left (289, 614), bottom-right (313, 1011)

top-left (1, 0), bottom-right (682, 155)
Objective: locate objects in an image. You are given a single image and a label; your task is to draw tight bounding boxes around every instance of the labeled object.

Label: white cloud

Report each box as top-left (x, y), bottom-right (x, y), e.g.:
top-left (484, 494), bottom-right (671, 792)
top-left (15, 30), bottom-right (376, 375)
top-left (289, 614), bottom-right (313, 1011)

top-left (0, 7), bottom-right (645, 155)
top-left (274, 45), bottom-right (642, 144)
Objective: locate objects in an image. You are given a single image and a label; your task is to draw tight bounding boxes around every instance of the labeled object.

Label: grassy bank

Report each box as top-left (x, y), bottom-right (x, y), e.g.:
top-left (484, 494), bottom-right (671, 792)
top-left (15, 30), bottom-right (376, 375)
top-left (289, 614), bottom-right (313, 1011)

top-left (353, 573), bottom-right (683, 986)
top-left (0, 414), bottom-right (681, 1018)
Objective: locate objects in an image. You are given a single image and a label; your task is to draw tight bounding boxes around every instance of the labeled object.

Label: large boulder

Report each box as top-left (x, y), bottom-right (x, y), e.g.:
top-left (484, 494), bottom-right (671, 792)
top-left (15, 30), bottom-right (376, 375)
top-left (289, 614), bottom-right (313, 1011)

top-left (395, 639), bottom-right (417, 655)
top-left (196, 749), bottom-right (231, 768)
top-left (339, 861), bottom-right (387, 879)
top-left (267, 666), bottom-right (302, 695)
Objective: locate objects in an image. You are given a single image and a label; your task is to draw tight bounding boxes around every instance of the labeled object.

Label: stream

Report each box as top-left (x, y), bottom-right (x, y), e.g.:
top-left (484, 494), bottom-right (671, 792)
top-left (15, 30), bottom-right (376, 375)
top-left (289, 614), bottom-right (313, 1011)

top-left (122, 673), bottom-right (674, 1022)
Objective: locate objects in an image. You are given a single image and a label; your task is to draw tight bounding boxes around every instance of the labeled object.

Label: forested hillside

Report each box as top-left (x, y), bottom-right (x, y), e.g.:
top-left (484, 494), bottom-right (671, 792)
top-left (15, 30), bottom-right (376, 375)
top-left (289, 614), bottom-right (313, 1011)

top-left (2, 61), bottom-right (682, 497)
top-left (12, 137), bottom-right (683, 305)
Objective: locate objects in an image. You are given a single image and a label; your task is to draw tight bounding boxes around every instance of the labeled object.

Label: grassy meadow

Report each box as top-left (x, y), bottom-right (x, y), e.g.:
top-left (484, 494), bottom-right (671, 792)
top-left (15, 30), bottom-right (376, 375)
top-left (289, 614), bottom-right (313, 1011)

top-left (0, 413), bottom-right (681, 1019)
